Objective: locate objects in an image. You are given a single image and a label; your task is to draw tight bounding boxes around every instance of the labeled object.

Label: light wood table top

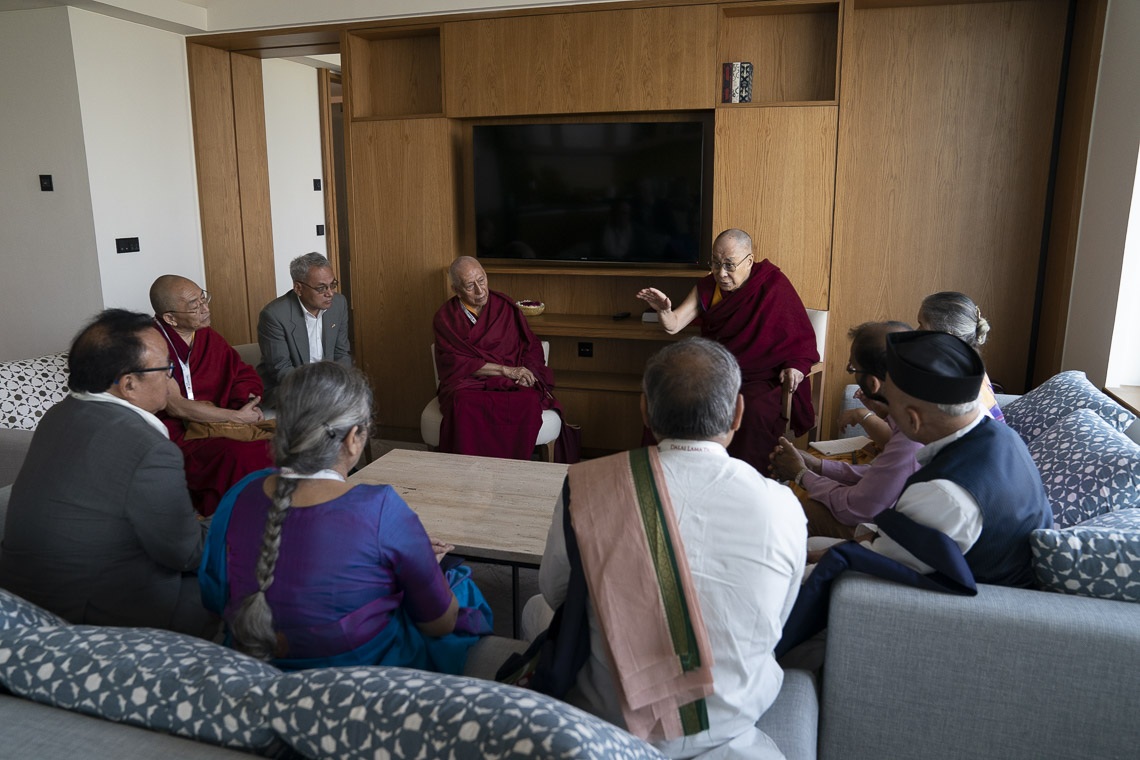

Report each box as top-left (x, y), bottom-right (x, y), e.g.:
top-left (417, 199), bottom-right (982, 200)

top-left (349, 449), bottom-right (568, 566)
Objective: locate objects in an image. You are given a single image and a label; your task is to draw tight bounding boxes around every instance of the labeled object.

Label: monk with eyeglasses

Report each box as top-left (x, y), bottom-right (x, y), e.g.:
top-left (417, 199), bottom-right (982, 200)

top-left (151, 274), bottom-right (271, 517)
top-left (637, 228), bottom-right (818, 472)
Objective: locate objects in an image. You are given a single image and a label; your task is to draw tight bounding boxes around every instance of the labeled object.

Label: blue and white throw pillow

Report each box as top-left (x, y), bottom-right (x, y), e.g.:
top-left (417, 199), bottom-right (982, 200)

top-left (266, 667), bottom-right (664, 759)
top-left (0, 626), bottom-right (283, 752)
top-left (0, 352), bottom-right (69, 431)
top-left (1003, 370), bottom-right (1135, 443)
top-left (1027, 409), bottom-right (1140, 528)
top-left (1031, 509), bottom-right (1140, 603)
top-left (0, 588), bottom-right (66, 632)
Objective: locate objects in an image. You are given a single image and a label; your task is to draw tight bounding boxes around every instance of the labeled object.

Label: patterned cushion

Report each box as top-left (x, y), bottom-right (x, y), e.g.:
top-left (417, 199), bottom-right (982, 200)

top-left (1027, 409), bottom-right (1140, 528)
top-left (1031, 509), bottom-right (1140, 603)
top-left (1003, 370), bottom-right (1135, 443)
top-left (0, 587), bottom-right (66, 631)
top-left (0, 626), bottom-right (283, 752)
top-left (266, 667), bottom-right (664, 759)
top-left (0, 352), bottom-right (69, 431)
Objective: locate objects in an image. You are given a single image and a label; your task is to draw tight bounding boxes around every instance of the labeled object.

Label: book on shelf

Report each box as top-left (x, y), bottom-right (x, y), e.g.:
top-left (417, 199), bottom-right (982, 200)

top-left (721, 62), bottom-right (754, 103)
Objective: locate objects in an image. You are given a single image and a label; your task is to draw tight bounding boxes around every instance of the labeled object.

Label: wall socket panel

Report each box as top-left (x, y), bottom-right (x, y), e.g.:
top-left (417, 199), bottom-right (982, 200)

top-left (578, 342), bottom-right (593, 358)
top-left (39, 175), bottom-right (53, 192)
top-left (316, 224), bottom-right (325, 236)
top-left (115, 237), bottom-right (140, 253)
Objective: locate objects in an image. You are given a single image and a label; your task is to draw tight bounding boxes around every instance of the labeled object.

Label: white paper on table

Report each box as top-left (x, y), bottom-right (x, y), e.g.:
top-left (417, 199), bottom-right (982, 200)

top-left (809, 436), bottom-right (872, 456)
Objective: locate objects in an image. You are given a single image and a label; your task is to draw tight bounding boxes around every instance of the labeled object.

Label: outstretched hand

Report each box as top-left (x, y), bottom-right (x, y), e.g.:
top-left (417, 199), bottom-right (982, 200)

top-left (768, 435), bottom-right (807, 481)
top-left (636, 287), bottom-right (671, 313)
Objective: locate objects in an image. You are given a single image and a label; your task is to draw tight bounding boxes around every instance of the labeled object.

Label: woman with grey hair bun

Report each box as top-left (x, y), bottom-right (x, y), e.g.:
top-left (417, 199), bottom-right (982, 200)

top-left (917, 292), bottom-right (1005, 423)
top-left (199, 362), bottom-right (492, 671)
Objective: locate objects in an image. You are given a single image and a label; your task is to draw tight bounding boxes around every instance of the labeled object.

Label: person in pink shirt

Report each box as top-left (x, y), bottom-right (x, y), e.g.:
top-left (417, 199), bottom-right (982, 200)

top-left (769, 321), bottom-right (922, 539)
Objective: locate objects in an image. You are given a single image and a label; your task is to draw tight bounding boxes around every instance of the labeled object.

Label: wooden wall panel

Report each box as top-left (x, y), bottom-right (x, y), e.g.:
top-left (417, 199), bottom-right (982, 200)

top-left (346, 118), bottom-right (460, 435)
top-left (713, 106), bottom-right (837, 310)
top-left (825, 0), bottom-right (1068, 436)
top-left (1033, 0), bottom-right (1107, 386)
top-left (230, 53), bottom-right (277, 337)
top-left (187, 43), bottom-right (249, 343)
top-left (442, 5), bottom-right (717, 117)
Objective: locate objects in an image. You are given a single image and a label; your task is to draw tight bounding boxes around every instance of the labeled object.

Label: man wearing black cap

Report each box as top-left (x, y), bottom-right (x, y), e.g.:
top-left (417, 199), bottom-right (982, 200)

top-left (868, 330), bottom-right (1051, 587)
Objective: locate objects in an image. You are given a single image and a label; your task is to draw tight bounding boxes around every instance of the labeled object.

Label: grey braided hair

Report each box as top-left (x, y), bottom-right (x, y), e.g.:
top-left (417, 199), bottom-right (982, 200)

top-left (919, 291), bottom-right (990, 348)
top-left (230, 362), bottom-right (373, 660)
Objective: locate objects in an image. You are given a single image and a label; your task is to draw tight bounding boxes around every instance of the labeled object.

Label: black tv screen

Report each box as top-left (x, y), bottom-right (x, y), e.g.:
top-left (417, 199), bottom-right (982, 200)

top-left (473, 121), bottom-right (706, 264)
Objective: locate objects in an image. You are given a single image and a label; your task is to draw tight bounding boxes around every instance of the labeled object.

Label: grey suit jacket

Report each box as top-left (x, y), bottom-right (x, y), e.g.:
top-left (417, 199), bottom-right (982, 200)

top-left (0, 396), bottom-right (206, 630)
top-left (257, 290), bottom-right (352, 401)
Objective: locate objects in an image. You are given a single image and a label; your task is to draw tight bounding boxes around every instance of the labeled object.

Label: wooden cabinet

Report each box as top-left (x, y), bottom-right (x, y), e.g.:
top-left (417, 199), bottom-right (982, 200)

top-left (712, 105), bottom-right (838, 310)
top-left (717, 1), bottom-right (842, 107)
top-left (442, 6), bottom-right (718, 117)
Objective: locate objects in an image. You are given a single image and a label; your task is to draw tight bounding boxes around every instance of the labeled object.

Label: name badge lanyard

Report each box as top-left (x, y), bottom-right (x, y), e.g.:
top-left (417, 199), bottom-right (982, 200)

top-left (157, 320), bottom-right (195, 401)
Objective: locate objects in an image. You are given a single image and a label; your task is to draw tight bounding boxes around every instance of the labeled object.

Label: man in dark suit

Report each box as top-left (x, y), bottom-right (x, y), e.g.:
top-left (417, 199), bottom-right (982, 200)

top-left (0, 309), bottom-right (214, 636)
top-left (257, 252), bottom-right (352, 404)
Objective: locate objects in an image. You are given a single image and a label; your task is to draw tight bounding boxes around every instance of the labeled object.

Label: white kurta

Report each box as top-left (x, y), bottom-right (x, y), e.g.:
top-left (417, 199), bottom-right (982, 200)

top-left (539, 439), bottom-right (807, 759)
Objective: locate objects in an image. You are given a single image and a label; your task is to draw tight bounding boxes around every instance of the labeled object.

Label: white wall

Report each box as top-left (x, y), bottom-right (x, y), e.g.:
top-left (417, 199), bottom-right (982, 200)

top-left (1106, 147), bottom-right (1140, 387)
top-left (69, 7), bottom-right (205, 314)
top-left (0, 8), bottom-right (104, 361)
top-left (262, 58), bottom-right (326, 296)
top-left (1063, 0), bottom-right (1140, 387)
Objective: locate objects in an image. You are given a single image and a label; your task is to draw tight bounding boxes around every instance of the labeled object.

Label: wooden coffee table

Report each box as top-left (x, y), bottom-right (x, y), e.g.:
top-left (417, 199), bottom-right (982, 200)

top-left (349, 449), bottom-right (569, 635)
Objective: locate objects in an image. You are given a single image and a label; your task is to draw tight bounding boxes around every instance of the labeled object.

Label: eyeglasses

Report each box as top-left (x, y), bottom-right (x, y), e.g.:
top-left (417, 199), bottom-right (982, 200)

top-left (166, 291), bottom-right (212, 314)
top-left (846, 363), bottom-right (872, 378)
top-left (710, 253), bottom-right (753, 274)
top-left (296, 279), bottom-right (339, 295)
top-left (129, 362), bottom-right (174, 378)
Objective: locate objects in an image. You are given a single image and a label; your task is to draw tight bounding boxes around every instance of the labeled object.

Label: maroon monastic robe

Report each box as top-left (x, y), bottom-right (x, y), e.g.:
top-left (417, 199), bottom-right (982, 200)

top-left (433, 291), bottom-right (560, 460)
top-left (696, 260), bottom-right (818, 472)
top-left (154, 322), bottom-right (272, 516)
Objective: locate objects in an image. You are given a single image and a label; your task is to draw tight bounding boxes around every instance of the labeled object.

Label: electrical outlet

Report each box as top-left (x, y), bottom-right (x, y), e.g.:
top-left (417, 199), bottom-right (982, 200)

top-left (115, 237), bottom-right (140, 253)
top-left (39, 175), bottom-right (53, 192)
top-left (313, 178), bottom-right (322, 191)
top-left (578, 342), bottom-right (593, 358)
top-left (316, 224), bottom-right (325, 236)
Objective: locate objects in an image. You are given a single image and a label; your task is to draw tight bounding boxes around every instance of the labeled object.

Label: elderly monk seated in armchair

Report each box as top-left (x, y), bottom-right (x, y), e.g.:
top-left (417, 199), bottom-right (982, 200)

top-left (432, 256), bottom-right (562, 460)
top-left (151, 275), bottom-right (272, 516)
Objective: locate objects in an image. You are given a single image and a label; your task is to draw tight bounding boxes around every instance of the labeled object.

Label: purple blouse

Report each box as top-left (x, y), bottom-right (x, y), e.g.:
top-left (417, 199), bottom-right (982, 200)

top-left (801, 419), bottom-right (923, 526)
top-left (223, 478), bottom-right (453, 660)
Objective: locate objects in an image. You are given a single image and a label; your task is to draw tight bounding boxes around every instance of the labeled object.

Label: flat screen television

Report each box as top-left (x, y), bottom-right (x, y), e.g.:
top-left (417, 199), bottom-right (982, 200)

top-left (472, 121), bottom-right (708, 265)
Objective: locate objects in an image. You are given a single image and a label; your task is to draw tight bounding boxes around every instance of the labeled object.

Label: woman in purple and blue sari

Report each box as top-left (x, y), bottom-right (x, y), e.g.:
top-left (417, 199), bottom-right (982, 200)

top-left (199, 362), bottom-right (491, 672)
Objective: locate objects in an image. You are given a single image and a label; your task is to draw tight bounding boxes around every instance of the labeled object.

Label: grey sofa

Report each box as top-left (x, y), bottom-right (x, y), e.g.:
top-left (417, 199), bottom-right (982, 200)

top-left (820, 574), bottom-right (1140, 760)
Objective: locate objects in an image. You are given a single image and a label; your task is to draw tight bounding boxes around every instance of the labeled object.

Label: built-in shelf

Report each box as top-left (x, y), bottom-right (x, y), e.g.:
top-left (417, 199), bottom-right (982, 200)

top-left (718, 1), bottom-right (841, 106)
top-left (484, 264), bottom-right (706, 279)
top-left (524, 313), bottom-right (699, 341)
top-left (346, 26), bottom-right (443, 120)
top-left (559, 370), bottom-right (643, 394)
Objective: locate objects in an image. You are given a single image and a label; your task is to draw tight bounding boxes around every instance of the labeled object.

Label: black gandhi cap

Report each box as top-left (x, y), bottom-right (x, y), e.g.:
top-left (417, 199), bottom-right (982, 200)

top-left (885, 331), bottom-right (984, 405)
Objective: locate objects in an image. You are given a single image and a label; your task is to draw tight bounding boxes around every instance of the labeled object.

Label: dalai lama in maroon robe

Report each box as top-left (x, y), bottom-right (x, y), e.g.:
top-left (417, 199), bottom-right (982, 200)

top-left (433, 257), bottom-right (560, 460)
top-left (637, 229), bottom-right (818, 472)
top-left (150, 275), bottom-right (272, 516)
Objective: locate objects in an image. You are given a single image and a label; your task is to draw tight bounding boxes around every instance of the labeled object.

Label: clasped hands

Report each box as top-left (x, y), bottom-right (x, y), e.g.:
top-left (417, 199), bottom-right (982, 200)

top-left (504, 365), bottom-right (536, 387)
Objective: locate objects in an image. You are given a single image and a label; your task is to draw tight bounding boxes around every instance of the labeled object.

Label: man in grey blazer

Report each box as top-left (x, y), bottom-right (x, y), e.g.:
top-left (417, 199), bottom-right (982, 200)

top-left (257, 252), bottom-right (352, 404)
top-left (0, 309), bottom-right (214, 637)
